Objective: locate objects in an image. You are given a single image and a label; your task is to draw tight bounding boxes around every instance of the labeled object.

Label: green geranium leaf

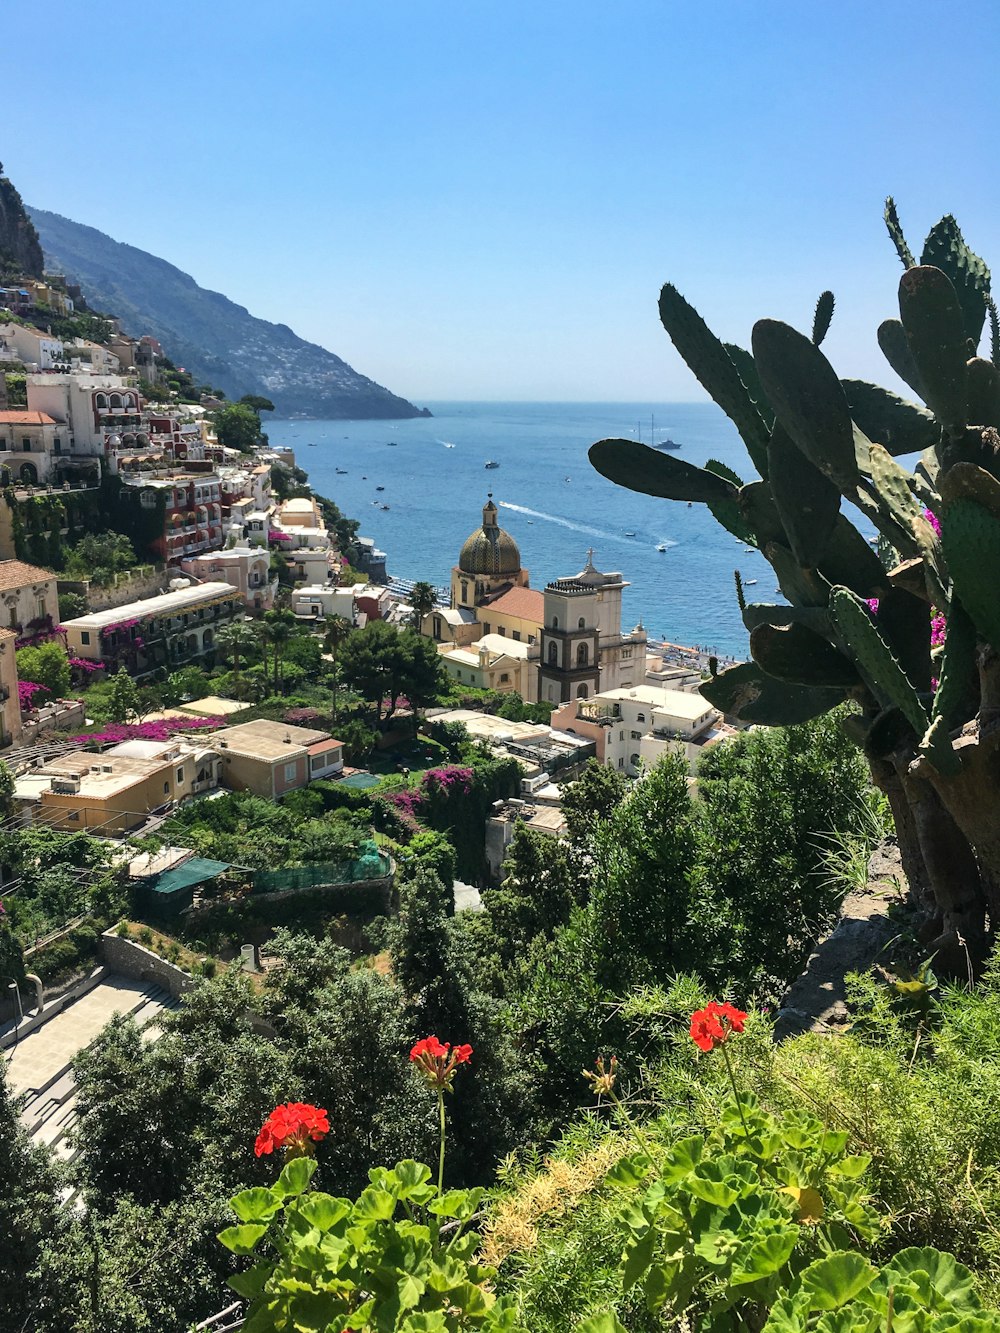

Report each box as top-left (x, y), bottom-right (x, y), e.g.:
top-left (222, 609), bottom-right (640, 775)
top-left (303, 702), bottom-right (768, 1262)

top-left (428, 1187), bottom-right (484, 1220)
top-left (296, 1192), bottom-right (352, 1232)
top-left (576, 1315), bottom-right (629, 1333)
top-left (400, 1314), bottom-right (449, 1333)
top-left (829, 1155), bottom-right (871, 1179)
top-left (687, 1165), bottom-right (740, 1209)
top-left (274, 1155), bottom-right (317, 1200)
top-left (623, 1227), bottom-right (658, 1291)
top-left (354, 1186), bottom-right (397, 1221)
top-left (231, 1186), bottom-right (283, 1224)
top-left (394, 1159), bottom-right (434, 1196)
top-left (605, 1153), bottom-right (650, 1187)
top-left (798, 1252), bottom-right (878, 1310)
top-left (217, 1223), bottom-right (269, 1256)
top-left (731, 1229), bottom-right (799, 1285)
top-left (876, 1249), bottom-right (981, 1314)
top-left (227, 1260), bottom-right (272, 1299)
top-left (661, 1135), bottom-right (704, 1182)
top-left (397, 1271), bottom-right (426, 1311)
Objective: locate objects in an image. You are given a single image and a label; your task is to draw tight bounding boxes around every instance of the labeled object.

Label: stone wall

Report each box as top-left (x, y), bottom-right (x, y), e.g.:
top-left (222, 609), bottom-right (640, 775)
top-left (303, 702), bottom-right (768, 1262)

top-left (59, 563), bottom-right (166, 613)
top-left (99, 929), bottom-right (196, 1000)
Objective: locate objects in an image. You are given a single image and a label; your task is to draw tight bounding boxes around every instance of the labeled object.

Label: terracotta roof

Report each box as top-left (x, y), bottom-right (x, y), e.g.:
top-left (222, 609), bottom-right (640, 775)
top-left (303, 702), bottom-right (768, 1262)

top-left (480, 586), bottom-right (544, 622)
top-left (0, 560), bottom-right (56, 590)
top-left (0, 411), bottom-right (58, 426)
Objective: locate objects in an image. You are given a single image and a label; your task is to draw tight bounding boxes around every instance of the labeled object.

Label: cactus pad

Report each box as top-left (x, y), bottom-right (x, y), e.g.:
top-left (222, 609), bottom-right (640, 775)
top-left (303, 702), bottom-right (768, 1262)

top-left (700, 660), bottom-right (845, 725)
top-left (750, 621), bottom-right (858, 687)
top-left (843, 380), bottom-right (940, 456)
top-left (898, 266), bottom-right (969, 434)
top-left (588, 439), bottom-right (736, 503)
top-left (830, 587), bottom-right (929, 737)
top-left (940, 497), bottom-right (1000, 652)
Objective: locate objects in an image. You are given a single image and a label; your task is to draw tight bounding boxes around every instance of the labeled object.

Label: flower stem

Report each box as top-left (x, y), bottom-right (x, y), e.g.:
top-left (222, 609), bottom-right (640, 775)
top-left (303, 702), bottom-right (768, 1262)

top-left (721, 1042), bottom-right (751, 1143)
top-left (607, 1088), bottom-right (655, 1165)
top-left (437, 1090), bottom-right (446, 1196)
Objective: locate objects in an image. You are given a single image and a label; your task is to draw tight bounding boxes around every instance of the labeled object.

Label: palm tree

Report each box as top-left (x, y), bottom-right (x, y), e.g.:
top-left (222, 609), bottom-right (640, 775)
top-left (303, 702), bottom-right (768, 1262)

top-left (321, 614), bottom-right (352, 720)
top-left (260, 608), bottom-right (295, 694)
top-left (216, 619), bottom-right (257, 684)
top-left (408, 580), bottom-right (436, 631)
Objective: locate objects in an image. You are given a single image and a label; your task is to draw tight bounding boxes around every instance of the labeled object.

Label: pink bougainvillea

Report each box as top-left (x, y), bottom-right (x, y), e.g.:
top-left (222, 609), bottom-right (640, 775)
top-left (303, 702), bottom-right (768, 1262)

top-left (931, 612), bottom-right (947, 648)
top-left (923, 507), bottom-right (942, 537)
top-left (72, 716), bottom-right (223, 745)
top-left (18, 680), bottom-right (50, 710)
top-left (69, 658), bottom-right (104, 673)
top-left (422, 766), bottom-right (474, 798)
top-left (99, 617), bottom-right (141, 641)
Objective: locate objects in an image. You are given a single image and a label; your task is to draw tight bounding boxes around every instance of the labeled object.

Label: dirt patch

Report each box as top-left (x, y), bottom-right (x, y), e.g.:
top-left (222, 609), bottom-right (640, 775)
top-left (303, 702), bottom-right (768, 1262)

top-left (774, 839), bottom-right (910, 1040)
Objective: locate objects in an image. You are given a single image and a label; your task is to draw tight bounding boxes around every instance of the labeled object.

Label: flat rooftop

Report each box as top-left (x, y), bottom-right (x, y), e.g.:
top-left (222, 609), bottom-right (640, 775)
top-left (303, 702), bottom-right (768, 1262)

top-left (597, 685), bottom-right (716, 720)
top-left (432, 709), bottom-right (552, 744)
top-left (60, 581), bottom-right (236, 631)
top-left (210, 718), bottom-right (338, 761)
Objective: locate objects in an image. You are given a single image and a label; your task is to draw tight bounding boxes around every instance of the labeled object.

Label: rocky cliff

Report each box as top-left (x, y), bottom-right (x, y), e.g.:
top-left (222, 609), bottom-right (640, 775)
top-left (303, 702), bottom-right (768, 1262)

top-left (0, 168), bottom-right (44, 280)
top-left (28, 206), bottom-right (429, 419)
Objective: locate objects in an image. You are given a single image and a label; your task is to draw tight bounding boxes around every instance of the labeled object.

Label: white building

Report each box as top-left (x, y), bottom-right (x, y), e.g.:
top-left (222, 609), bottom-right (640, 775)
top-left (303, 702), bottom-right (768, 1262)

top-left (552, 683), bottom-right (724, 777)
top-left (0, 323), bottom-right (64, 370)
top-left (179, 546), bottom-right (276, 612)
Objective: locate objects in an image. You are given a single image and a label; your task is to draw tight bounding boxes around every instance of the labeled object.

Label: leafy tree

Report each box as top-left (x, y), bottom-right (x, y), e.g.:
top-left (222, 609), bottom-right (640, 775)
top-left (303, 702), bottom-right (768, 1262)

top-left (408, 580), bottom-right (436, 630)
top-left (64, 530), bottom-right (136, 584)
top-left (340, 621), bottom-right (444, 726)
top-left (0, 1067), bottom-right (64, 1331)
top-left (107, 666), bottom-right (142, 723)
top-left (239, 393), bottom-right (276, 416)
top-left (216, 618), bottom-right (257, 683)
top-left (212, 401), bottom-right (263, 453)
top-left (480, 824), bottom-right (581, 965)
top-left (58, 590), bottom-right (87, 620)
top-left (561, 759), bottom-right (630, 848)
top-left (322, 613), bottom-right (352, 717)
top-left (260, 608), bottom-right (296, 693)
top-left (15, 640), bottom-right (71, 699)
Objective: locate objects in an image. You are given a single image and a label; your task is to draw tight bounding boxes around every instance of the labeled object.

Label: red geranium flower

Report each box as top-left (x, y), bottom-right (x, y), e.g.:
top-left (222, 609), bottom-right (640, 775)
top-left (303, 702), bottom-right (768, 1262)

top-left (690, 1002), bottom-right (747, 1052)
top-left (409, 1035), bottom-right (473, 1091)
top-left (254, 1101), bottom-right (330, 1158)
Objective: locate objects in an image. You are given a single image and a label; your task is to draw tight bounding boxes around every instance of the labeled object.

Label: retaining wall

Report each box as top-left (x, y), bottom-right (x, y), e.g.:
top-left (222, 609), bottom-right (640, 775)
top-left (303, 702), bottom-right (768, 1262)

top-left (99, 930), bottom-right (196, 1000)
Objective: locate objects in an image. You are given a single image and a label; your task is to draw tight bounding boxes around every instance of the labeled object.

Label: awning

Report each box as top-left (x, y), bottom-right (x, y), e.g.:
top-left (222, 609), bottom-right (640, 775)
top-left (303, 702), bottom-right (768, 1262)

top-left (145, 856), bottom-right (230, 896)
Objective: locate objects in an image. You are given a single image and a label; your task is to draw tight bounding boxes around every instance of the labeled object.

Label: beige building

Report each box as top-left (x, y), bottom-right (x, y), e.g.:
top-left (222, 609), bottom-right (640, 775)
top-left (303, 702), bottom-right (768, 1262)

top-left (212, 719), bottom-right (344, 798)
top-left (60, 581), bottom-right (242, 674)
top-left (0, 628), bottom-right (22, 752)
top-left (0, 560), bottom-right (60, 637)
top-left (14, 738), bottom-right (222, 833)
top-left (438, 633), bottom-right (540, 701)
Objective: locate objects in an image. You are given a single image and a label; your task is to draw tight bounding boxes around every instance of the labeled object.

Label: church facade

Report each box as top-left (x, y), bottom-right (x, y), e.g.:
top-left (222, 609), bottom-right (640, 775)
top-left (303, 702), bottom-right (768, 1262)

top-left (422, 497), bottom-right (647, 705)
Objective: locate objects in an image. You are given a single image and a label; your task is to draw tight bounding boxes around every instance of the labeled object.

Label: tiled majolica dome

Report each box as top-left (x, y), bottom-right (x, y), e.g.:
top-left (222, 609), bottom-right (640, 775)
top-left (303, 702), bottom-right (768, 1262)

top-left (458, 497), bottom-right (521, 576)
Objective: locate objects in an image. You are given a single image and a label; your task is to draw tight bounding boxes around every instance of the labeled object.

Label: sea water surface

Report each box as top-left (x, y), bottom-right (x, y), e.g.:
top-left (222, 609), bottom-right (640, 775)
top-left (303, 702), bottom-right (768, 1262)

top-left (272, 402), bottom-right (771, 659)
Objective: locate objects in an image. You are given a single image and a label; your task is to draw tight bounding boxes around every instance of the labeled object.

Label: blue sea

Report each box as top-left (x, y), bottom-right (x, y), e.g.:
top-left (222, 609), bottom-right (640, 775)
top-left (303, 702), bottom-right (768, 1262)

top-left (271, 402), bottom-right (773, 659)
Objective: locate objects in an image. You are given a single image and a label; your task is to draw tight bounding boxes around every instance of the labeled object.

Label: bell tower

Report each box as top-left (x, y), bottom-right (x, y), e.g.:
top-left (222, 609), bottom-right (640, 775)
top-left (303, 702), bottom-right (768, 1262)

top-left (538, 549), bottom-right (601, 705)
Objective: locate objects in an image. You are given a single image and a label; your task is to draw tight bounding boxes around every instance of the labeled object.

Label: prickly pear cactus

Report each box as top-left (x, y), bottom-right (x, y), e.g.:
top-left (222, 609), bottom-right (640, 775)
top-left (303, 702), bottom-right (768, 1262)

top-left (589, 203), bottom-right (1000, 970)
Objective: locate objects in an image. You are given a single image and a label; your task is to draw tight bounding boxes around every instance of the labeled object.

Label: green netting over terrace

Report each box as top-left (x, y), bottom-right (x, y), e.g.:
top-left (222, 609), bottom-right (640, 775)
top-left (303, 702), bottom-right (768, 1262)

top-left (250, 842), bottom-right (391, 895)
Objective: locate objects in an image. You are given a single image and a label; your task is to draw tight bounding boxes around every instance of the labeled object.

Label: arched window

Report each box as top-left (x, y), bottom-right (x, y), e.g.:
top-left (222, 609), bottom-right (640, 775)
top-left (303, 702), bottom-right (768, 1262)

top-left (552, 615), bottom-right (559, 628)
top-left (576, 642), bottom-right (589, 667)
top-left (461, 581), bottom-right (468, 602)
top-left (636, 712), bottom-right (645, 722)
top-left (577, 684), bottom-right (588, 699)
top-left (630, 753), bottom-right (641, 769)
top-left (548, 642), bottom-right (558, 665)
top-left (578, 616), bottom-right (586, 629)
top-left (109, 392), bottom-right (123, 409)
top-left (95, 392), bottom-right (108, 409)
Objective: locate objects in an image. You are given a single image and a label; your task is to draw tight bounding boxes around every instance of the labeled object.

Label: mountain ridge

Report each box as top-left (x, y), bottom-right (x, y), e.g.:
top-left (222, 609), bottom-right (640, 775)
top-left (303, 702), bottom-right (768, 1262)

top-left (28, 205), bottom-right (429, 420)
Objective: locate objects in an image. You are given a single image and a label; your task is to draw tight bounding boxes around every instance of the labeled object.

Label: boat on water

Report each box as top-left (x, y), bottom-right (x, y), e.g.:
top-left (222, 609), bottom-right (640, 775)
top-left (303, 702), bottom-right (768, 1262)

top-left (485, 460), bottom-right (499, 469)
top-left (624, 530), bottom-right (636, 537)
top-left (656, 543), bottom-right (668, 552)
top-left (745, 579), bottom-right (758, 586)
top-left (444, 443), bottom-right (455, 449)
top-left (308, 443), bottom-right (317, 447)
top-left (336, 467), bottom-right (348, 474)
top-left (380, 503), bottom-right (391, 511)
top-left (376, 486), bottom-right (385, 492)
top-left (387, 441), bottom-right (398, 447)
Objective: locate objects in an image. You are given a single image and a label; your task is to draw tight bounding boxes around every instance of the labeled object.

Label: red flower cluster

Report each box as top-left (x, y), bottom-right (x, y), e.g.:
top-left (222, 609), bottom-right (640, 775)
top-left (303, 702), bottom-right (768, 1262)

top-left (254, 1102), bottom-right (330, 1158)
top-left (690, 1002), bottom-right (747, 1052)
top-left (409, 1035), bottom-right (473, 1091)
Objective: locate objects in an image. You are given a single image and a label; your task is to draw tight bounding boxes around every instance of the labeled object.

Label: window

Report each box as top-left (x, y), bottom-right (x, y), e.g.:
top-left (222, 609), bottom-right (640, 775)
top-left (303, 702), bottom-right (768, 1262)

top-left (618, 758), bottom-right (624, 769)
top-left (67, 811), bottom-right (80, 822)
top-left (636, 712), bottom-right (645, 722)
top-left (622, 647), bottom-right (633, 660)
top-left (631, 730), bottom-right (641, 740)
top-left (576, 642), bottom-right (589, 667)
top-left (619, 730), bottom-right (624, 741)
top-left (176, 767), bottom-right (186, 783)
top-left (432, 616), bottom-right (442, 639)
top-left (163, 782), bottom-right (170, 794)
top-left (482, 622), bottom-right (491, 634)
top-left (21, 437), bottom-right (30, 451)
top-left (552, 616), bottom-right (559, 629)
top-left (461, 582), bottom-right (468, 602)
top-left (37, 598), bottom-right (45, 619)
top-left (578, 617), bottom-right (585, 629)
top-left (513, 630), bottom-right (521, 641)
top-left (81, 631), bottom-right (90, 646)
top-left (548, 642), bottom-right (558, 665)
top-left (284, 763), bottom-right (297, 783)
top-left (499, 672), bottom-right (509, 683)
top-left (630, 753), bottom-right (640, 768)
top-left (497, 626), bottom-right (505, 636)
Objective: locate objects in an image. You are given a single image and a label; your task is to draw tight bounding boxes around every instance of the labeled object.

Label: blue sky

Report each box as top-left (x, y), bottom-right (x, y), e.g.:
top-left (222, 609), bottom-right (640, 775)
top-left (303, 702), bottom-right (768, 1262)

top-left (9, 1), bottom-right (1000, 402)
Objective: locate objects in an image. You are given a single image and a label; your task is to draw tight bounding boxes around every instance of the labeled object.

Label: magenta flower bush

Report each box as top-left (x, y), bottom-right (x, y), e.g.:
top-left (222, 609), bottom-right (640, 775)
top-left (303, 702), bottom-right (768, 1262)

top-left (69, 658), bottom-right (104, 673)
top-left (73, 716), bottom-right (223, 745)
top-left (18, 680), bottom-right (50, 710)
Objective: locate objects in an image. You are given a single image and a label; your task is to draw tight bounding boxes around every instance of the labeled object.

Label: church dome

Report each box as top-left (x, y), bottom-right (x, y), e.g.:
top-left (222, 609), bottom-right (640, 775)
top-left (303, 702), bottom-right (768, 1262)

top-left (459, 497), bottom-right (521, 576)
